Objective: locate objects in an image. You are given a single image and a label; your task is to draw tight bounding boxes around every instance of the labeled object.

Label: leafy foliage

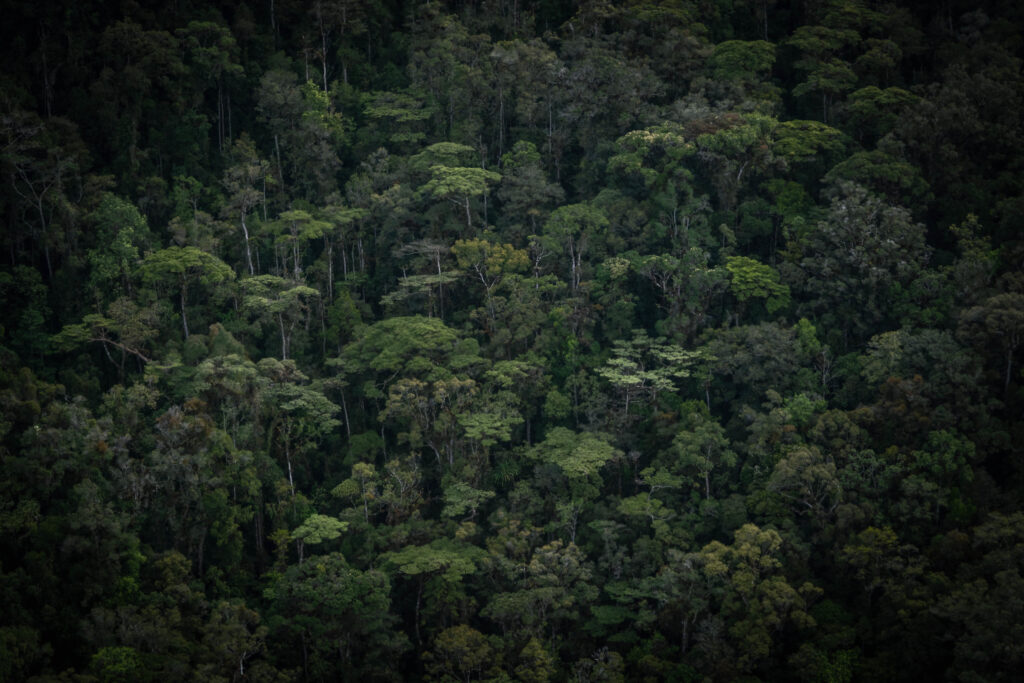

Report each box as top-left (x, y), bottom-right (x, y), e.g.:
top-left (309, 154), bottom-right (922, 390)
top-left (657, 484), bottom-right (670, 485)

top-left (1, 2), bottom-right (1022, 681)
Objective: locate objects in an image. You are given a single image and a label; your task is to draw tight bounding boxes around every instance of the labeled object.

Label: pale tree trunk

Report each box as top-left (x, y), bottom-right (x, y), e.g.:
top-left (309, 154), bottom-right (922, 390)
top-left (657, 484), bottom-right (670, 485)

top-left (284, 430), bottom-right (295, 497)
top-left (278, 312), bottom-right (288, 360)
top-left (241, 213), bottom-right (255, 275)
top-left (273, 134), bottom-right (284, 187)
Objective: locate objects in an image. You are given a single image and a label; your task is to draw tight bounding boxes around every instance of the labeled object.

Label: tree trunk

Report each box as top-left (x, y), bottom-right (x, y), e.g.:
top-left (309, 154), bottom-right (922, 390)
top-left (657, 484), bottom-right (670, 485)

top-left (278, 312), bottom-right (288, 360)
top-left (326, 237), bottom-right (334, 302)
top-left (241, 214), bottom-right (255, 275)
top-left (1006, 345), bottom-right (1015, 393)
top-left (705, 445), bottom-right (713, 499)
top-left (436, 251), bottom-right (445, 320)
top-left (273, 133), bottom-right (284, 187)
top-left (180, 285), bottom-right (190, 338)
top-left (414, 578), bottom-right (423, 645)
top-left (284, 432), bottom-right (295, 497)
top-left (339, 389), bottom-right (352, 438)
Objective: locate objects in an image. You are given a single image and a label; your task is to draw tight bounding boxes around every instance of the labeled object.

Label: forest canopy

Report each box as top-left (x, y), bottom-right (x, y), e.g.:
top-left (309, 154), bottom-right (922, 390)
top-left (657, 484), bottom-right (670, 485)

top-left (2, 0), bottom-right (1024, 681)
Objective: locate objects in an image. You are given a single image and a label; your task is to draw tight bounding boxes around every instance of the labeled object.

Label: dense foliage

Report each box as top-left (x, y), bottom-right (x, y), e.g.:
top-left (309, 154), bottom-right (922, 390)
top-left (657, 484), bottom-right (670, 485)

top-left (2, 0), bottom-right (1024, 680)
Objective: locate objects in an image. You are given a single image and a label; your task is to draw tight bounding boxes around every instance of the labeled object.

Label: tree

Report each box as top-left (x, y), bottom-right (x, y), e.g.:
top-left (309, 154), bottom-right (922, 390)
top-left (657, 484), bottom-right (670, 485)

top-left (1, 110), bottom-right (86, 279)
top-left (175, 21), bottom-right (244, 153)
top-left (383, 539), bottom-right (484, 645)
top-left (528, 427), bottom-right (620, 541)
top-left (451, 238), bottom-right (528, 325)
top-left (767, 446), bottom-right (842, 530)
top-left (424, 624), bottom-right (497, 682)
top-left (86, 20), bottom-right (186, 188)
top-left (137, 246), bottom-right (235, 339)
top-left (709, 40), bottom-right (776, 84)
top-left (823, 149), bottom-right (930, 214)
top-left (290, 513), bottom-right (348, 564)
top-left (259, 358), bottom-right (341, 496)
top-left (958, 293), bottom-right (1024, 393)
top-left (844, 86), bottom-right (919, 143)
top-left (419, 161), bottom-right (501, 232)
top-left (52, 298), bottom-right (158, 378)
top-left (725, 255), bottom-right (791, 319)
top-left (318, 204), bottom-right (368, 301)
top-left (334, 315), bottom-right (463, 400)
top-left (222, 134), bottom-right (272, 276)
top-left (794, 183), bottom-right (930, 346)
top-left (442, 481), bottom-right (495, 521)
top-left (674, 409), bottom-right (736, 500)
top-left (86, 193), bottom-right (153, 303)
top-left (241, 275), bottom-right (319, 360)
top-left (933, 513), bottom-right (1024, 682)
top-left (639, 248), bottom-right (729, 340)
top-left (267, 552), bottom-right (402, 679)
top-left (308, 0), bottom-right (368, 90)
top-left (597, 330), bottom-right (702, 419)
top-left (541, 203), bottom-right (608, 292)
top-left (700, 524), bottom-right (818, 675)
top-left (695, 114), bottom-right (778, 212)
top-left (255, 68), bottom-right (303, 188)
top-left (496, 141), bottom-right (565, 242)
top-left (362, 89), bottom-right (433, 152)
top-left (605, 123), bottom-right (703, 249)
top-left (788, 24), bottom-right (860, 122)
top-left (515, 637), bottom-right (556, 683)
top-left (256, 73), bottom-right (344, 200)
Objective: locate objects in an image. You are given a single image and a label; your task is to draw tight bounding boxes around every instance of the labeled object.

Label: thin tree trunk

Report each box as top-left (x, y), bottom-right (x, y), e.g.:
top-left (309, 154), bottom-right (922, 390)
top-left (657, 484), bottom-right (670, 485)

top-left (180, 285), bottom-right (190, 338)
top-left (1006, 346), bottom-right (1015, 393)
top-left (241, 214), bottom-right (255, 275)
top-left (436, 251), bottom-right (445, 320)
top-left (284, 433), bottom-right (295, 497)
top-left (338, 389), bottom-right (351, 437)
top-left (273, 133), bottom-right (284, 187)
top-left (326, 238), bottom-right (334, 301)
top-left (414, 578), bottom-right (423, 645)
top-left (278, 312), bottom-right (288, 360)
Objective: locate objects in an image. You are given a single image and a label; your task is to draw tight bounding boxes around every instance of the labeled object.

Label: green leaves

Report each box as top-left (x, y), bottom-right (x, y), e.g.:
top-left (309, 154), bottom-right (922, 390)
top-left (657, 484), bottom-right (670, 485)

top-left (383, 538), bottom-right (483, 582)
top-left (528, 427), bottom-right (619, 480)
top-left (772, 120), bottom-right (845, 163)
top-left (797, 183), bottom-right (930, 343)
top-left (86, 193), bottom-right (153, 301)
top-left (138, 246), bottom-right (234, 287)
top-left (137, 246), bottom-right (235, 338)
top-left (241, 275), bottom-right (320, 360)
top-left (709, 40), bottom-right (776, 82)
top-left (725, 255), bottom-right (791, 314)
top-left (291, 513), bottom-right (348, 545)
top-left (337, 315), bottom-right (462, 379)
top-left (674, 409), bottom-right (736, 500)
top-left (597, 330), bottom-right (703, 411)
top-left (442, 481), bottom-right (496, 519)
top-left (421, 165), bottom-right (502, 201)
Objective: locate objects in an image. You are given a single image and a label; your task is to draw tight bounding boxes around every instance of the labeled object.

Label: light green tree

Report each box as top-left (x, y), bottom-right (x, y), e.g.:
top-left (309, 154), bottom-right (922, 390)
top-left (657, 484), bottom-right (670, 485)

top-left (241, 275), bottom-right (320, 360)
top-left (290, 513), bottom-right (348, 564)
top-left (137, 246), bottom-right (235, 339)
